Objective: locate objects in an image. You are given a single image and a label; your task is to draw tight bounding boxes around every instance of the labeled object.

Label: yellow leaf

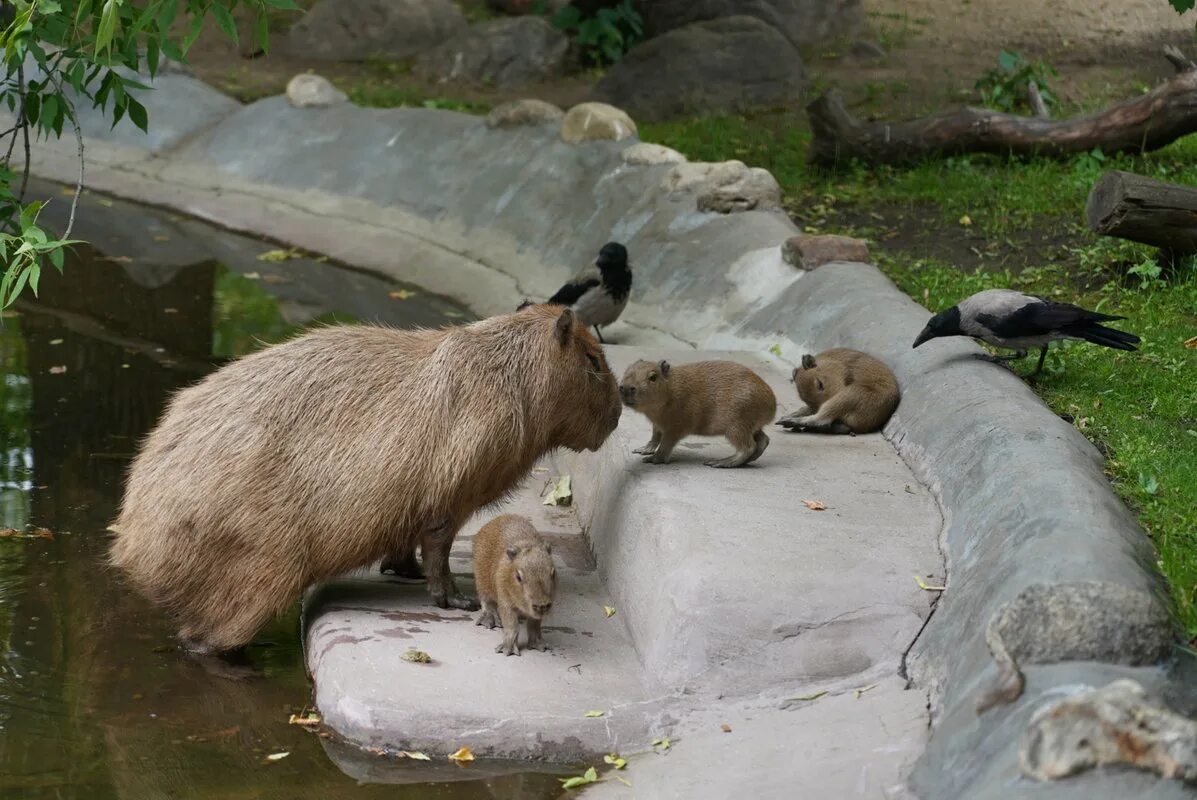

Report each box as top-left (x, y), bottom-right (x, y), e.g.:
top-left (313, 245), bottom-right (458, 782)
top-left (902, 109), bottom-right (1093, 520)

top-left (914, 575), bottom-right (946, 591)
top-left (402, 649), bottom-right (432, 663)
top-left (1184, 336), bottom-right (1197, 349)
top-left (265, 751), bottom-right (290, 761)
top-left (288, 712), bottom-right (322, 728)
top-left (959, 214), bottom-right (972, 227)
top-left (787, 690), bottom-right (827, 703)
top-left (584, 710), bottom-right (605, 718)
top-left (651, 736), bottom-right (672, 751)
top-left (559, 766), bottom-right (599, 789)
top-left (153, 235), bottom-right (171, 242)
top-left (603, 605), bottom-right (616, 618)
top-left (616, 776), bottom-right (632, 787)
top-left (802, 500), bottom-right (827, 511)
top-left (543, 475), bottom-right (572, 506)
top-left (768, 343), bottom-right (783, 358)
top-left (401, 751), bottom-right (431, 760)
top-left (853, 684), bottom-right (877, 699)
top-left (388, 289), bottom-right (417, 300)
top-left (603, 753), bottom-right (627, 769)
top-left (256, 248), bottom-right (300, 263)
top-left (448, 746), bottom-right (474, 762)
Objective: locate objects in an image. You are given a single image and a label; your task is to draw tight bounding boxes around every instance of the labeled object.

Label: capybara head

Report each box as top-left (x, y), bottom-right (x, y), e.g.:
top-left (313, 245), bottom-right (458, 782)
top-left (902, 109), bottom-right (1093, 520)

top-left (619, 359), bottom-right (671, 410)
top-left (506, 541), bottom-right (556, 619)
top-left (523, 304), bottom-right (621, 452)
top-left (793, 353), bottom-right (846, 408)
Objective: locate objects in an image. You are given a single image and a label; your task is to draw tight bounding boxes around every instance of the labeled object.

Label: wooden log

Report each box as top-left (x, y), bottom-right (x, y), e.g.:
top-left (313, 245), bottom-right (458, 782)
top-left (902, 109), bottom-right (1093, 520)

top-left (806, 50), bottom-right (1197, 167)
top-left (1027, 80), bottom-right (1050, 119)
top-left (1085, 170), bottom-right (1197, 253)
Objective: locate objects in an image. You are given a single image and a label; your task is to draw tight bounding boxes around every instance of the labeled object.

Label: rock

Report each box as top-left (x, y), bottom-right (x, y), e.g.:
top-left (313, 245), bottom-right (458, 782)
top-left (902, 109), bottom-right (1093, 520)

top-left (662, 160), bottom-right (781, 213)
top-left (592, 16), bottom-right (804, 123)
top-left (621, 143), bottom-right (687, 166)
top-left (285, 74), bottom-right (348, 109)
top-left (414, 17), bottom-right (569, 88)
top-left (281, 0), bottom-right (466, 62)
top-left (485, 99), bottom-right (565, 129)
top-left (560, 102), bottom-right (638, 144)
top-left (487, 0), bottom-right (568, 13)
top-left (1020, 680), bottom-right (1197, 784)
top-left (850, 39), bottom-right (886, 60)
top-left (782, 235), bottom-right (870, 268)
top-left (636, 0), bottom-right (865, 51)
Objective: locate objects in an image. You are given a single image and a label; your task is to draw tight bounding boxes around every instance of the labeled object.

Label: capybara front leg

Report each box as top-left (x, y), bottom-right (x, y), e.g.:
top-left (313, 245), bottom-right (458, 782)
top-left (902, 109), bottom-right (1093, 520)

top-left (495, 605), bottom-right (522, 656)
top-left (476, 598), bottom-right (500, 630)
top-left (643, 432), bottom-right (680, 464)
top-left (632, 428), bottom-right (661, 456)
top-left (422, 521), bottom-right (480, 611)
top-left (525, 617), bottom-right (550, 652)
top-left (776, 405), bottom-right (813, 427)
top-left (779, 397), bottom-right (852, 434)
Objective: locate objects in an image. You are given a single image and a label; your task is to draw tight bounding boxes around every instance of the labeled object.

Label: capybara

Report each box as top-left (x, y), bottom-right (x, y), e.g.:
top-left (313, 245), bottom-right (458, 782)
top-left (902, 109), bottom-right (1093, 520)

top-left (472, 514), bottom-right (557, 656)
top-left (619, 359), bottom-right (777, 468)
top-left (777, 348), bottom-right (899, 435)
top-left (110, 305), bottom-right (621, 654)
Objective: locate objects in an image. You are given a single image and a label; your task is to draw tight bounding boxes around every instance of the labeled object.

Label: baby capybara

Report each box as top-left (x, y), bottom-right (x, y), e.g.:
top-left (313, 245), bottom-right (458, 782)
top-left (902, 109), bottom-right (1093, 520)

top-left (473, 514), bottom-right (557, 656)
top-left (777, 348), bottom-right (899, 434)
top-left (110, 305), bottom-right (621, 654)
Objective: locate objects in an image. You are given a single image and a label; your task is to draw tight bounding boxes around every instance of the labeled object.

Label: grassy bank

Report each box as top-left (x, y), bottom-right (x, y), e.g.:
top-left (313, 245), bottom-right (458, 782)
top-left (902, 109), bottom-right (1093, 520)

top-left (642, 113), bottom-right (1197, 636)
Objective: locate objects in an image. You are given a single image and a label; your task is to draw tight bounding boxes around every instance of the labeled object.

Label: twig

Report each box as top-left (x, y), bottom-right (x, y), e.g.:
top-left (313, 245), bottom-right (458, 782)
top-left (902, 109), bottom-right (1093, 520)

top-left (1027, 80), bottom-right (1049, 119)
top-left (45, 70), bottom-right (83, 239)
top-left (1163, 44), bottom-right (1197, 74)
top-left (3, 63), bottom-right (25, 167)
top-left (18, 100), bottom-right (30, 204)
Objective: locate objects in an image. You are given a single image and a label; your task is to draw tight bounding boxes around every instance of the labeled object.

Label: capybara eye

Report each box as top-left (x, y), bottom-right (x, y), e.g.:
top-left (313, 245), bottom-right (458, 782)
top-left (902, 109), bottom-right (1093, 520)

top-left (648, 373), bottom-right (657, 382)
top-left (516, 571), bottom-right (523, 583)
top-left (817, 380), bottom-right (824, 391)
top-left (586, 353), bottom-right (602, 372)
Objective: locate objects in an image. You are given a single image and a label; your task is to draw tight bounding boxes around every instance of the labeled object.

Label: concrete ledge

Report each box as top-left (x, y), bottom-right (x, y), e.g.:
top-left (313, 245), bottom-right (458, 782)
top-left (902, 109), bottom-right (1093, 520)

top-left (17, 71), bottom-right (1193, 798)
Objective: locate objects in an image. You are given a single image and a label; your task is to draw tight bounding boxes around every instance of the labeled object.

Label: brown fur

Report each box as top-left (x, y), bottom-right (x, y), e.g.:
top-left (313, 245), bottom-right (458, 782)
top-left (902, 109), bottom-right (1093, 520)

top-left (777, 348), bottom-right (899, 435)
top-left (472, 514), bottom-right (556, 656)
top-left (619, 359), bottom-right (777, 468)
top-left (109, 305), bottom-right (620, 654)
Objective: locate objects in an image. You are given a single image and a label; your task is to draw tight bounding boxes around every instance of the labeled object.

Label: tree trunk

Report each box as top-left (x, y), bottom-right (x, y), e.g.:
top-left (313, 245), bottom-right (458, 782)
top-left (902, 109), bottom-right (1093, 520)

top-left (806, 58), bottom-right (1197, 168)
top-left (1085, 170), bottom-right (1197, 253)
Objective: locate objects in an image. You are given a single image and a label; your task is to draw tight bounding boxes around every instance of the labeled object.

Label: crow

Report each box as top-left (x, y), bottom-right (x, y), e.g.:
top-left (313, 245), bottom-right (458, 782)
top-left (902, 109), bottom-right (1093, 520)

top-left (912, 288), bottom-right (1140, 376)
top-left (543, 242), bottom-right (632, 343)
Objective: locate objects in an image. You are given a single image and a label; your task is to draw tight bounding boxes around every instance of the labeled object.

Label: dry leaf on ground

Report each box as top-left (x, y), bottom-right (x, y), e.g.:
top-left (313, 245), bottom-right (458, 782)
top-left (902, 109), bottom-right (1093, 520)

top-left (265, 752), bottom-right (290, 761)
top-left (560, 766), bottom-right (599, 789)
top-left (720, 723), bottom-right (732, 733)
top-left (389, 289), bottom-right (417, 300)
top-left (401, 751), bottom-right (431, 760)
top-left (48, 366), bottom-right (67, 375)
top-left (256, 248), bottom-right (300, 263)
top-left (603, 753), bottom-right (627, 769)
top-left (802, 500), bottom-right (827, 511)
top-left (914, 575), bottom-right (946, 591)
top-left (603, 605), bottom-right (616, 618)
top-left (448, 746), bottom-right (474, 762)
top-left (543, 475), bottom-right (572, 506)
top-left (1185, 336), bottom-right (1197, 349)
top-left (402, 649), bottom-right (432, 663)
top-left (584, 710), bottom-right (605, 718)
top-left (288, 711), bottom-right (321, 729)
top-left (651, 736), bottom-right (672, 751)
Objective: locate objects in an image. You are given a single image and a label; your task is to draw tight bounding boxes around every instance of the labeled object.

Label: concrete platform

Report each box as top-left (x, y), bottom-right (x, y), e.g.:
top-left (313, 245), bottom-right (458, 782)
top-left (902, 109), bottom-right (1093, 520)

top-left (304, 347), bottom-right (943, 795)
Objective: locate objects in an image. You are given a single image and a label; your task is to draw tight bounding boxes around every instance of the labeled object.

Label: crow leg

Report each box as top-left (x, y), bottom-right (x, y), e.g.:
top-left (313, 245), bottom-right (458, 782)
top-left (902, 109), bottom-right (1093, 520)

top-left (594, 325), bottom-right (605, 344)
top-left (976, 349), bottom-right (1027, 365)
top-left (1030, 345), bottom-right (1049, 377)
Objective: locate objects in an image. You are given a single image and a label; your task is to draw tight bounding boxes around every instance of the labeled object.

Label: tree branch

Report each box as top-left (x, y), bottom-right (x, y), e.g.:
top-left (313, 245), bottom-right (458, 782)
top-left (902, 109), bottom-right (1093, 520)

top-left (1163, 44), bottom-right (1196, 74)
top-left (1027, 80), bottom-right (1049, 118)
top-left (45, 70), bottom-right (83, 240)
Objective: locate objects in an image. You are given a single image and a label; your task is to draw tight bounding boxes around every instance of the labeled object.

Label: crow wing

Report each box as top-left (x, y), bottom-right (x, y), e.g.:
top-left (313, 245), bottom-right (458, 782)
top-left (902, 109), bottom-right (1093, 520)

top-left (548, 264), bottom-right (602, 306)
top-left (976, 299), bottom-right (1125, 338)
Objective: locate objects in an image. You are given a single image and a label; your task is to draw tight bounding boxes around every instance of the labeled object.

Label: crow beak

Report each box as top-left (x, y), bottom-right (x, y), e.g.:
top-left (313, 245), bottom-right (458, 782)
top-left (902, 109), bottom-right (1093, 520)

top-left (912, 326), bottom-right (934, 349)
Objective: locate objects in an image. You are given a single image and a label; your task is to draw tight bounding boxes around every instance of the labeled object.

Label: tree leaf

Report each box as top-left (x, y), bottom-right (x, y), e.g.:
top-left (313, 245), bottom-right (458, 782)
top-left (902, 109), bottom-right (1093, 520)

top-left (211, 3), bottom-right (238, 45)
top-left (583, 710), bottom-right (604, 718)
top-left (146, 36), bottom-right (160, 76)
top-left (96, 0), bottom-right (121, 55)
top-left (126, 96), bottom-right (147, 132)
top-left (559, 766), bottom-right (599, 789)
top-left (255, 13), bottom-right (269, 53)
top-left (448, 746), bottom-right (474, 762)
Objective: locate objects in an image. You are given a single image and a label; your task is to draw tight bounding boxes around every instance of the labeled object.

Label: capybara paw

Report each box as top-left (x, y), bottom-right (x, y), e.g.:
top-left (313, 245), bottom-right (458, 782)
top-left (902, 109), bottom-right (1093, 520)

top-left (496, 639), bottom-right (521, 656)
top-left (643, 453), bottom-right (669, 464)
top-left (632, 445), bottom-right (656, 455)
top-left (528, 638), bottom-right (550, 652)
top-left (704, 457), bottom-right (744, 468)
top-left (476, 610), bottom-right (499, 629)
top-left (447, 594), bottom-right (481, 612)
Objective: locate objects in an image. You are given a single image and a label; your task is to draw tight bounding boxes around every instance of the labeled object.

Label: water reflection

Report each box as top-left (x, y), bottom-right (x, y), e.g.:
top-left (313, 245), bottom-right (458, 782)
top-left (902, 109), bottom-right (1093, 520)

top-left (0, 187), bottom-right (564, 799)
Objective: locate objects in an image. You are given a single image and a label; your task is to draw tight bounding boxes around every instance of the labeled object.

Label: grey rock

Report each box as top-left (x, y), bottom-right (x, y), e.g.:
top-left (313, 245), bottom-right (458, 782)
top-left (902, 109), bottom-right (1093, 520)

top-left (1020, 679), bottom-right (1197, 784)
top-left (660, 160), bottom-right (781, 213)
top-left (485, 98), bottom-right (565, 129)
top-left (782, 234), bottom-right (870, 268)
top-left (284, 74), bottom-right (347, 108)
top-left (414, 17), bottom-right (569, 88)
top-left (621, 142), bottom-right (687, 165)
top-left (636, 0), bottom-right (866, 51)
top-left (560, 102), bottom-right (637, 143)
top-left (487, 0), bottom-right (568, 13)
top-left (593, 16), bottom-right (805, 122)
top-left (850, 39), bottom-right (887, 60)
top-left (280, 0), bottom-right (466, 62)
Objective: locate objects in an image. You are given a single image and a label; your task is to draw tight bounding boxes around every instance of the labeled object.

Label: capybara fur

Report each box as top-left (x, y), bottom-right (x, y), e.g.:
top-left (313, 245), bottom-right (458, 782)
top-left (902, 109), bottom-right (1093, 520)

top-left (472, 514), bottom-right (557, 656)
top-left (619, 359), bottom-right (777, 468)
top-left (777, 348), bottom-right (899, 435)
top-left (110, 305), bottom-right (620, 654)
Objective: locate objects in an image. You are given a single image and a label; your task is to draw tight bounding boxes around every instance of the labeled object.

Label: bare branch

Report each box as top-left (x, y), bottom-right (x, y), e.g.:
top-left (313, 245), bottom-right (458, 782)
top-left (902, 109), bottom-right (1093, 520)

top-left (43, 69), bottom-right (84, 240)
top-left (1163, 44), bottom-right (1197, 74)
top-left (1027, 80), bottom-right (1049, 119)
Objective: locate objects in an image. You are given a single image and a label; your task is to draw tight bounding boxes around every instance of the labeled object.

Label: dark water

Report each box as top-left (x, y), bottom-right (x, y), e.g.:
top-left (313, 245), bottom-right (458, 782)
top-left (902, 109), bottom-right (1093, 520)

top-left (0, 186), bottom-right (566, 799)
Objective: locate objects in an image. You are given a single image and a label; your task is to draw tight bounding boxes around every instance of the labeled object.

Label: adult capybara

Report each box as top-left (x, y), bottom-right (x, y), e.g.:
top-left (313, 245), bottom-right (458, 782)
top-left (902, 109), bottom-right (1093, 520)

top-left (110, 305), bottom-right (621, 654)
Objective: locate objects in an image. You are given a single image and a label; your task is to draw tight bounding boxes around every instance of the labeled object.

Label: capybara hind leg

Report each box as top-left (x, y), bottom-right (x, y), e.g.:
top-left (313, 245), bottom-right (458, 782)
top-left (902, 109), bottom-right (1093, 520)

top-left (706, 430), bottom-right (756, 468)
top-left (776, 405), bottom-right (813, 427)
top-left (477, 598), bottom-right (500, 629)
top-left (380, 548), bottom-right (426, 583)
top-left (746, 430), bottom-right (770, 464)
top-left (423, 522), bottom-right (480, 611)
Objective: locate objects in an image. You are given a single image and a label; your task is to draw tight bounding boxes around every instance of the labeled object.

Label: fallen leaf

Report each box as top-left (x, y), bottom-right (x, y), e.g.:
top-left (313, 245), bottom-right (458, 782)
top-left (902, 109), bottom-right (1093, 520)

top-left (261, 274), bottom-right (291, 284)
top-left (153, 235), bottom-right (171, 242)
top-left (265, 751), bottom-right (290, 761)
top-left (853, 684), bottom-right (877, 699)
top-left (559, 766), bottom-right (600, 789)
top-left (720, 723), bottom-right (732, 733)
top-left (288, 712), bottom-right (321, 729)
top-left (164, 308), bottom-right (178, 314)
top-left (97, 198), bottom-right (114, 207)
top-left (959, 214), bottom-right (972, 227)
top-left (603, 605), bottom-right (616, 618)
top-left (603, 753), bottom-right (627, 769)
top-left (31, 527), bottom-right (53, 540)
top-left (616, 775), bottom-right (632, 787)
top-left (584, 710), bottom-right (605, 718)
top-left (802, 500), bottom-right (827, 511)
top-left (58, 186), bottom-right (75, 196)
top-left (256, 248), bottom-right (300, 263)
top-left (652, 736), bottom-right (672, 751)
top-left (49, 338), bottom-right (63, 345)
top-left (243, 272), bottom-right (261, 280)
top-left (48, 366), bottom-right (67, 375)
top-left (1185, 336), bottom-right (1197, 349)
top-left (401, 751), bottom-right (431, 761)
top-left (448, 746), bottom-right (475, 762)
top-left (914, 575), bottom-right (946, 592)
top-left (96, 255), bottom-right (133, 263)
top-left (543, 475), bottom-right (572, 507)
top-left (388, 289), bottom-right (418, 300)
top-left (768, 343), bottom-right (783, 358)
top-left (402, 649), bottom-right (432, 663)
top-left (787, 690), bottom-right (828, 703)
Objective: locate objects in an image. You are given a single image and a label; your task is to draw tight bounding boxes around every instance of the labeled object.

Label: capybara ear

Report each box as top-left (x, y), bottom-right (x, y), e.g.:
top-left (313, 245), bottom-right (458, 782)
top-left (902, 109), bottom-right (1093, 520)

top-left (555, 308), bottom-right (574, 346)
top-left (658, 360), bottom-right (671, 377)
top-left (791, 367), bottom-right (800, 384)
top-left (801, 354), bottom-right (816, 370)
top-left (506, 546), bottom-right (520, 560)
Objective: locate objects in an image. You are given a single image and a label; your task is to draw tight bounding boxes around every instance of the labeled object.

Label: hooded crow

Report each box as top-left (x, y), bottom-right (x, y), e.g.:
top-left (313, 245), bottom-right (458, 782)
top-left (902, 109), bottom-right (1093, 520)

top-left (912, 288), bottom-right (1140, 376)
top-left (545, 242), bottom-right (632, 343)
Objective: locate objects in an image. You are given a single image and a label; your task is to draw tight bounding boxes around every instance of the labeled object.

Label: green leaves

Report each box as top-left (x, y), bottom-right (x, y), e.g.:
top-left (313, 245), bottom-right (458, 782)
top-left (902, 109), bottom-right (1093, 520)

top-left (95, 0), bottom-right (122, 55)
top-left (1168, 0), bottom-right (1195, 13)
top-left (551, 0), bottom-right (643, 66)
top-left (559, 767), bottom-right (600, 790)
top-left (211, 3), bottom-right (239, 46)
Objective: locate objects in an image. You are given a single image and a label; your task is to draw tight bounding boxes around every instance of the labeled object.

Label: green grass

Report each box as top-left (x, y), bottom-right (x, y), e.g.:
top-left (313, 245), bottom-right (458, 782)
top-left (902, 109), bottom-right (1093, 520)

top-left (643, 111), bottom-right (1197, 635)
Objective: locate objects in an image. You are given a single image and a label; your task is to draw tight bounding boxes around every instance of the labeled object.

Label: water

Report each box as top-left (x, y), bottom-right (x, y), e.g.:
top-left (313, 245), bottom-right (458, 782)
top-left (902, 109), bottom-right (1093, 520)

top-left (0, 185), bottom-right (567, 799)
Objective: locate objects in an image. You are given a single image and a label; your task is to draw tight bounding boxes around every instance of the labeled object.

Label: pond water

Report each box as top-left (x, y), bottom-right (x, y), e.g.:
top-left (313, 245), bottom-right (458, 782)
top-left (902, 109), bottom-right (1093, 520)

top-left (0, 184), bottom-right (568, 799)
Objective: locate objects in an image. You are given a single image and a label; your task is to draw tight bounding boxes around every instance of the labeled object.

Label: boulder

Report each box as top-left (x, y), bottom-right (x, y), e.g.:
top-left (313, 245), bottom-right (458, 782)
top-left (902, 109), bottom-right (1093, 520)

top-left (621, 142), bottom-right (687, 166)
top-left (593, 16), bottom-right (804, 122)
top-left (662, 160), bottom-right (782, 213)
top-left (487, 0), bottom-right (568, 13)
top-left (281, 0), bottom-right (466, 62)
top-left (285, 74), bottom-right (348, 109)
top-left (485, 99), bottom-right (566, 129)
top-left (560, 102), bottom-right (638, 144)
top-left (636, 0), bottom-right (865, 51)
top-left (414, 17), bottom-right (569, 88)
top-left (782, 235), bottom-right (870, 268)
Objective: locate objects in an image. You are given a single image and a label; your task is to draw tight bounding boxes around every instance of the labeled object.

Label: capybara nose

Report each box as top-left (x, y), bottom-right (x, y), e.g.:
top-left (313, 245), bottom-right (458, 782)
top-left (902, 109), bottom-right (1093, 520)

top-left (533, 603), bottom-right (552, 616)
top-left (619, 385), bottom-right (635, 403)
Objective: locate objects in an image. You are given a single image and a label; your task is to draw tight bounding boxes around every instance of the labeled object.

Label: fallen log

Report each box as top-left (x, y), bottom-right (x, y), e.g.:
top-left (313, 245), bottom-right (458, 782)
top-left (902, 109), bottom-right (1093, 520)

top-left (806, 48), bottom-right (1197, 167)
top-left (1086, 170), bottom-right (1197, 253)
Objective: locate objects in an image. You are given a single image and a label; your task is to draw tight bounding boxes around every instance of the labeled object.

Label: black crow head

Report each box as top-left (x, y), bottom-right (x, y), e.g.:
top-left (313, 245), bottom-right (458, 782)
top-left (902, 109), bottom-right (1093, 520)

top-left (596, 242), bottom-right (629, 273)
top-left (913, 305), bottom-right (963, 348)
